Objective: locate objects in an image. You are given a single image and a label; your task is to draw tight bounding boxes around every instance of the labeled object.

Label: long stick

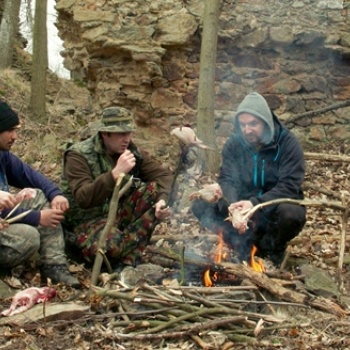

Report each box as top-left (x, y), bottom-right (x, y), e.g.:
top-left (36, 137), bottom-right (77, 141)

top-left (242, 198), bottom-right (345, 221)
top-left (337, 196), bottom-right (349, 288)
top-left (90, 173), bottom-right (133, 290)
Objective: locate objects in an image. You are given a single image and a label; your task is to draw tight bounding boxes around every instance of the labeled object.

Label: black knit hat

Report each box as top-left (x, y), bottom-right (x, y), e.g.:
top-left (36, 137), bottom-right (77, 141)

top-left (0, 101), bottom-right (20, 132)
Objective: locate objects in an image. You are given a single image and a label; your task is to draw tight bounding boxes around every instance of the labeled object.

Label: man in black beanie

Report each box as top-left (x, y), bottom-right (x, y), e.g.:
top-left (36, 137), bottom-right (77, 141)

top-left (0, 101), bottom-right (80, 288)
top-left (192, 92), bottom-right (306, 267)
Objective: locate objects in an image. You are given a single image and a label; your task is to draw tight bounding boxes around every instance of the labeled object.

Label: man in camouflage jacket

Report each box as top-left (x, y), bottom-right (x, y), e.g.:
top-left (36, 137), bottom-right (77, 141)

top-left (61, 106), bottom-right (173, 267)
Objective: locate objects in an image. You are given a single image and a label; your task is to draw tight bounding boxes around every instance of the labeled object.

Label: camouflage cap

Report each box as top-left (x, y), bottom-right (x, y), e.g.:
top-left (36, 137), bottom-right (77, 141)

top-left (96, 106), bottom-right (136, 133)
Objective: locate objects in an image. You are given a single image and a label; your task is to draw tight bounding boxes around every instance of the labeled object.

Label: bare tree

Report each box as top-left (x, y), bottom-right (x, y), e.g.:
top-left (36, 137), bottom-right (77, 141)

top-left (30, 0), bottom-right (48, 122)
top-left (0, 0), bottom-right (21, 69)
top-left (196, 0), bottom-right (222, 173)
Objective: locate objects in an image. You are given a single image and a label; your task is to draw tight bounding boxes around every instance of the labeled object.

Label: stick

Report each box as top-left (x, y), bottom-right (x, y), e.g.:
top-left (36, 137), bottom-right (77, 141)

top-left (90, 173), bottom-right (133, 290)
top-left (285, 100), bottom-right (350, 125)
top-left (5, 209), bottom-right (32, 224)
top-left (179, 245), bottom-right (185, 286)
top-left (4, 202), bottom-right (21, 220)
top-left (242, 198), bottom-right (345, 221)
top-left (337, 195), bottom-right (349, 288)
top-left (304, 152), bottom-right (350, 163)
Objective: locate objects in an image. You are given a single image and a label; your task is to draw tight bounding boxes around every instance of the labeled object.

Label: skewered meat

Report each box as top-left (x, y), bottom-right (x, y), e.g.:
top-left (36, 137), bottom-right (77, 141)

top-left (227, 207), bottom-right (249, 234)
top-left (189, 183), bottom-right (223, 203)
top-left (170, 126), bottom-right (212, 149)
top-left (1, 287), bottom-right (56, 317)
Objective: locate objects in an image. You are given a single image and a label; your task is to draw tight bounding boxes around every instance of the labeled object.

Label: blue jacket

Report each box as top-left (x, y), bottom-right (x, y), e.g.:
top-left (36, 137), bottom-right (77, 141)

top-left (0, 151), bottom-right (63, 226)
top-left (218, 113), bottom-right (305, 206)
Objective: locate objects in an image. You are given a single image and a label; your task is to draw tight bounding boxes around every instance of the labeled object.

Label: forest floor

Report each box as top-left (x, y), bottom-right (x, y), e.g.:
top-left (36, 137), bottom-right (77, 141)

top-left (0, 68), bottom-right (350, 350)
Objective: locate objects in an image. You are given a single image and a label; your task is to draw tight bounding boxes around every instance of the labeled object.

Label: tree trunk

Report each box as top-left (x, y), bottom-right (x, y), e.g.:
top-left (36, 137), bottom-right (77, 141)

top-left (196, 0), bottom-right (222, 173)
top-left (0, 0), bottom-right (21, 69)
top-left (30, 0), bottom-right (48, 122)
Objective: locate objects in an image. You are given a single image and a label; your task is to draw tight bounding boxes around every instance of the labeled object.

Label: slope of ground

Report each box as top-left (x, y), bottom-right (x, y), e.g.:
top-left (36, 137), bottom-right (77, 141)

top-left (0, 68), bottom-right (349, 350)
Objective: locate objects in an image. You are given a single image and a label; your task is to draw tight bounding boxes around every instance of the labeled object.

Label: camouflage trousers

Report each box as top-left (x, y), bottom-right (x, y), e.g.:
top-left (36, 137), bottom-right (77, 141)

top-left (73, 181), bottom-right (160, 266)
top-left (0, 189), bottom-right (67, 268)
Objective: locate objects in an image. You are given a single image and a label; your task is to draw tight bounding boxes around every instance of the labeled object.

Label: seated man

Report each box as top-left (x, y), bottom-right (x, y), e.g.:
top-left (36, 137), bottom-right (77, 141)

top-left (0, 101), bottom-right (80, 287)
top-left (192, 92), bottom-right (306, 266)
top-left (60, 106), bottom-right (173, 267)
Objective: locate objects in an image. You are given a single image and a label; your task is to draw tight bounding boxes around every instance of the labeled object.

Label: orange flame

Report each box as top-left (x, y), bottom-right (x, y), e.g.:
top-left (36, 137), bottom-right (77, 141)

top-left (204, 231), bottom-right (225, 287)
top-left (203, 269), bottom-right (213, 287)
top-left (250, 245), bottom-right (265, 273)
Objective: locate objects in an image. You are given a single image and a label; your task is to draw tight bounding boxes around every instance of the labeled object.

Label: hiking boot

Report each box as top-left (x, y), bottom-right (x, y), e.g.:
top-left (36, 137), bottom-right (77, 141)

top-left (41, 264), bottom-right (81, 288)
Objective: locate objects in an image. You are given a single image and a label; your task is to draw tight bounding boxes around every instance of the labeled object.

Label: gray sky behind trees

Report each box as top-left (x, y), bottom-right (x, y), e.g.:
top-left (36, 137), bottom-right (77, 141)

top-left (20, 0), bottom-right (69, 79)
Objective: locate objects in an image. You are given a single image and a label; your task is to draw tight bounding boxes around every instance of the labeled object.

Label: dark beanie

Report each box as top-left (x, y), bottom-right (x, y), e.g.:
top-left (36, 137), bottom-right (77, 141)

top-left (0, 102), bottom-right (20, 132)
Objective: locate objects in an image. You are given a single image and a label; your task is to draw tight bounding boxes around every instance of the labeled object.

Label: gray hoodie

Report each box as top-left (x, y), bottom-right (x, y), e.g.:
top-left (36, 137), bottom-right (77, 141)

top-left (233, 92), bottom-right (274, 145)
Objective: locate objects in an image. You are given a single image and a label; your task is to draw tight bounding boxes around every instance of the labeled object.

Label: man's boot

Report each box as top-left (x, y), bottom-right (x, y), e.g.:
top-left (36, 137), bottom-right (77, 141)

top-left (41, 264), bottom-right (80, 288)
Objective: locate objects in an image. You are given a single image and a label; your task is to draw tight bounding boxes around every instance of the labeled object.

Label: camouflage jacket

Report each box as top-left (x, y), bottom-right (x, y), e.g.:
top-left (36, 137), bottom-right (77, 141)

top-left (60, 134), bottom-right (173, 228)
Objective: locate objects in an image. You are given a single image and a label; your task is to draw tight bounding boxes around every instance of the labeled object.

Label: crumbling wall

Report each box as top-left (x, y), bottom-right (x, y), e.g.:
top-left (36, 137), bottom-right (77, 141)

top-left (55, 0), bottom-right (350, 145)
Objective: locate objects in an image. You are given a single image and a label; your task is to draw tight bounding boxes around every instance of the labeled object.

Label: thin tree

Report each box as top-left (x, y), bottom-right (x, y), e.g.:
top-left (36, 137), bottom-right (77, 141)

top-left (0, 0), bottom-right (21, 69)
top-left (30, 0), bottom-right (48, 122)
top-left (196, 0), bottom-right (222, 173)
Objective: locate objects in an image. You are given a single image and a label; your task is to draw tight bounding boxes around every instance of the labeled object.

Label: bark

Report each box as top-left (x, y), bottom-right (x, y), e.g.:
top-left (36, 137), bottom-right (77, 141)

top-left (30, 0), bottom-right (48, 122)
top-left (196, 0), bottom-right (221, 173)
top-left (0, 0), bottom-right (21, 69)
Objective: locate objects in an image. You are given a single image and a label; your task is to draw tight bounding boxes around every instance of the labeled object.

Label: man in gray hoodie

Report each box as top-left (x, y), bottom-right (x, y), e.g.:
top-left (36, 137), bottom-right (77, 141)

top-left (192, 92), bottom-right (306, 266)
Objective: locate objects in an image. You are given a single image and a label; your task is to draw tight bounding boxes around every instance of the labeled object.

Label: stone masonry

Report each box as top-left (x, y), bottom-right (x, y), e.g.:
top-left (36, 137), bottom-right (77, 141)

top-left (55, 0), bottom-right (350, 146)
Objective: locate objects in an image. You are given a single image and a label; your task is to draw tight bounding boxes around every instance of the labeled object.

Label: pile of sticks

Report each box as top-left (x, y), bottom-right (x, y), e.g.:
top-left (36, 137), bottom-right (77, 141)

top-left (92, 280), bottom-right (296, 346)
top-left (90, 257), bottom-right (347, 347)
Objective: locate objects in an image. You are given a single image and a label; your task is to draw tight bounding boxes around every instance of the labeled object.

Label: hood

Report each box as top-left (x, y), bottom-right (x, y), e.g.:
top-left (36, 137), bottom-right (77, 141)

top-left (234, 92), bottom-right (274, 145)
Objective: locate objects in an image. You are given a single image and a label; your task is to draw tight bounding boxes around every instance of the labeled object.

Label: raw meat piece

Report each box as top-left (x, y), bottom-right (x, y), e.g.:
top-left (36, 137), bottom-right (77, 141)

top-left (1, 287), bottom-right (56, 317)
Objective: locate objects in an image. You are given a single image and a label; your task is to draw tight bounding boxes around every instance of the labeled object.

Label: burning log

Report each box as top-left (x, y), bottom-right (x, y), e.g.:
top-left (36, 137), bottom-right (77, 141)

top-left (220, 262), bottom-right (347, 318)
top-left (147, 246), bottom-right (347, 317)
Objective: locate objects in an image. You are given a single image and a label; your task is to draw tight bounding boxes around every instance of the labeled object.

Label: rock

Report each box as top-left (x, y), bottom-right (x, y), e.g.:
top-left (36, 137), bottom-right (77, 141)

top-left (120, 263), bottom-right (168, 286)
top-left (0, 302), bottom-right (90, 326)
top-left (299, 264), bottom-right (340, 299)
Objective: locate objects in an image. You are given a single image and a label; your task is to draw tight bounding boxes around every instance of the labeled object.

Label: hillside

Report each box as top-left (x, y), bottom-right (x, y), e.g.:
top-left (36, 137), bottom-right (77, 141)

top-left (0, 67), bottom-right (350, 350)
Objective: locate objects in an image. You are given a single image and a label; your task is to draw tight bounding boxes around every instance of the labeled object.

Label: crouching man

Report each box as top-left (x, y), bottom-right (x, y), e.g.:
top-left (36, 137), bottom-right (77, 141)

top-left (0, 101), bottom-right (80, 288)
top-left (60, 106), bottom-right (173, 268)
top-left (192, 92), bottom-right (307, 266)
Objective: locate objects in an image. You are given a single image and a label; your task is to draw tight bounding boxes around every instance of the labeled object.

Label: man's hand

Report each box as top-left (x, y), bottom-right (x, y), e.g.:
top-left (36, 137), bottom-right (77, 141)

top-left (0, 219), bottom-right (9, 230)
top-left (154, 199), bottom-right (171, 220)
top-left (39, 209), bottom-right (65, 228)
top-left (229, 200), bottom-right (253, 214)
top-left (0, 191), bottom-right (18, 210)
top-left (111, 150), bottom-right (136, 180)
top-left (51, 195), bottom-right (69, 212)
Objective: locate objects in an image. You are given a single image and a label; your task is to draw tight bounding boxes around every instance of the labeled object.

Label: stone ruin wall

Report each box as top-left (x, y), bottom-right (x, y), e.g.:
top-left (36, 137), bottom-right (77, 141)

top-left (55, 0), bottom-right (350, 148)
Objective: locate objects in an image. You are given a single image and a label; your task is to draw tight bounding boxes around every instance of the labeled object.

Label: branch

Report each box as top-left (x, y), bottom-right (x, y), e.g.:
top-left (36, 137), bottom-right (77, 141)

top-left (285, 100), bottom-right (350, 125)
top-left (90, 174), bottom-right (133, 290)
top-left (242, 198), bottom-right (345, 222)
top-left (304, 152), bottom-right (350, 163)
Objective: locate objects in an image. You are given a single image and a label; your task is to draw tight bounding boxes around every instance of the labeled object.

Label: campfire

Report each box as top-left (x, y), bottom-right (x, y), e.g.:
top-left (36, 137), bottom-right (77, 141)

top-left (204, 231), bottom-right (265, 287)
